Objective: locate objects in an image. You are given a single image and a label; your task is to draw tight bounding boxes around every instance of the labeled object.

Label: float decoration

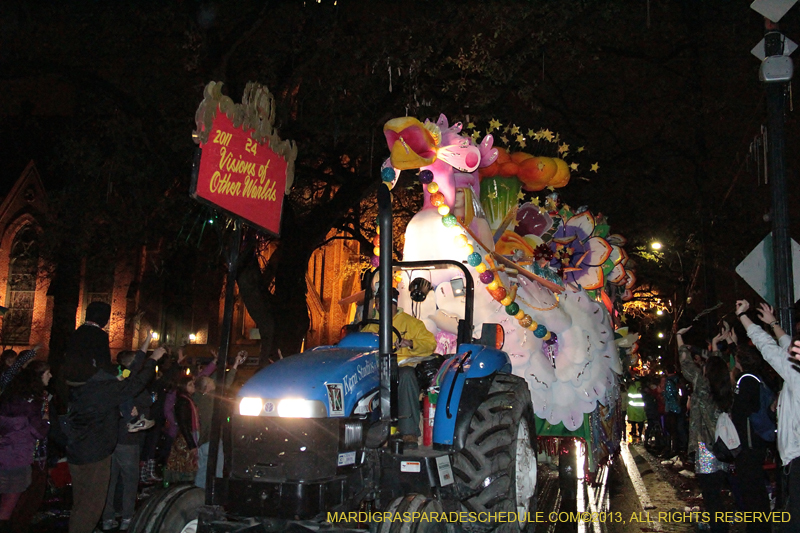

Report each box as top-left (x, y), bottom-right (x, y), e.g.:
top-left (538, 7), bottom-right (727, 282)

top-left (379, 113), bottom-right (634, 441)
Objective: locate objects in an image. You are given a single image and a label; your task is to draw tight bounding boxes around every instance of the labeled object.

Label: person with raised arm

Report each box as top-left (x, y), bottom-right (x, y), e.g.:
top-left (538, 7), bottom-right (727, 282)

top-left (677, 325), bottom-right (731, 533)
top-left (739, 300), bottom-right (799, 531)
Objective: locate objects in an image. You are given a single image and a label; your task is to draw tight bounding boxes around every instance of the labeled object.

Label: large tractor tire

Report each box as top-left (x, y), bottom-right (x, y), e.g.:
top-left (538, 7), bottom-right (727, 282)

top-left (376, 494), bottom-right (459, 533)
top-left (127, 484), bottom-right (204, 533)
top-left (453, 373), bottom-right (537, 533)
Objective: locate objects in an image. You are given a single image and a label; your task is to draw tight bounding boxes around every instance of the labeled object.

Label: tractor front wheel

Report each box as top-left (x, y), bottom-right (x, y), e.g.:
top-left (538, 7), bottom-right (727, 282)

top-left (453, 373), bottom-right (537, 532)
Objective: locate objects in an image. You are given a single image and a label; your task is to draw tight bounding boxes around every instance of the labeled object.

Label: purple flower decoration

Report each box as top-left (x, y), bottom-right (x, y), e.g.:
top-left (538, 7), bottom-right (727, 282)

top-left (549, 212), bottom-right (612, 290)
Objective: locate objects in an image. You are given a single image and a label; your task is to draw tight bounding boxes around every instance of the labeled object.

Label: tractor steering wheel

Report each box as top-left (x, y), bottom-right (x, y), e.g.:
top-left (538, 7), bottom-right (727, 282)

top-left (362, 319), bottom-right (402, 343)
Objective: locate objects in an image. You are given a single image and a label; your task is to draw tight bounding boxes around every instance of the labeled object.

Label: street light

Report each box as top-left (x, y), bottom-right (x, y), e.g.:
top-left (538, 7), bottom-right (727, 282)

top-left (657, 332), bottom-right (664, 338)
top-left (651, 241), bottom-right (663, 250)
top-left (656, 309), bottom-right (663, 315)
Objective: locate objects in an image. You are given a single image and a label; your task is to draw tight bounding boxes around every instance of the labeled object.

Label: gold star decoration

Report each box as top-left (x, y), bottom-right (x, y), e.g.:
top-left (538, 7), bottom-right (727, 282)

top-left (558, 143), bottom-right (570, 154)
top-left (527, 129), bottom-right (536, 138)
top-left (546, 185), bottom-right (555, 192)
top-left (541, 129), bottom-right (554, 141)
top-left (577, 146), bottom-right (585, 153)
top-left (621, 315), bottom-right (628, 324)
top-left (510, 125), bottom-right (520, 135)
top-left (531, 197), bottom-right (541, 206)
top-left (489, 118), bottom-right (502, 132)
top-left (570, 162), bottom-right (579, 171)
top-left (467, 122), bottom-right (476, 130)
top-left (534, 129), bottom-right (545, 140)
top-left (517, 191), bottom-right (526, 200)
top-left (590, 162), bottom-right (600, 172)
top-left (471, 131), bottom-right (481, 142)
top-left (500, 135), bottom-right (509, 144)
top-left (516, 134), bottom-right (526, 147)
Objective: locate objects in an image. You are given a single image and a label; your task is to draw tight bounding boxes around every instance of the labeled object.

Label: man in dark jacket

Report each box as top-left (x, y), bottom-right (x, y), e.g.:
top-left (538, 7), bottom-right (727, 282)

top-left (65, 347), bottom-right (165, 533)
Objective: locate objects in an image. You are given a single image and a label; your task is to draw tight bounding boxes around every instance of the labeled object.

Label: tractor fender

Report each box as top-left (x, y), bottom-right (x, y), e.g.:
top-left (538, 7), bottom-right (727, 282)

top-left (431, 344), bottom-right (511, 449)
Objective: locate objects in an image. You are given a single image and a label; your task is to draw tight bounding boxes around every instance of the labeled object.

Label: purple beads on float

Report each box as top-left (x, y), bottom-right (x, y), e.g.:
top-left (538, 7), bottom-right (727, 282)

top-left (533, 324), bottom-right (548, 338)
top-left (371, 255), bottom-right (380, 268)
top-left (479, 271), bottom-right (494, 284)
top-left (381, 167), bottom-right (395, 182)
top-left (418, 169), bottom-right (434, 184)
top-left (467, 252), bottom-right (482, 267)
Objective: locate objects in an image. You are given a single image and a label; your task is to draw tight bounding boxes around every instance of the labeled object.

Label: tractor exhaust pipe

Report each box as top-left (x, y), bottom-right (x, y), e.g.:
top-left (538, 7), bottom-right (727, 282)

top-left (377, 184), bottom-right (397, 423)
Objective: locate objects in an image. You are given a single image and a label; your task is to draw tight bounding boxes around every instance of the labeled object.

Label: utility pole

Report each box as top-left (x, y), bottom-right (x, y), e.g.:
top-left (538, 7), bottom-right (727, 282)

top-left (764, 27), bottom-right (795, 329)
top-left (751, 0), bottom-right (798, 329)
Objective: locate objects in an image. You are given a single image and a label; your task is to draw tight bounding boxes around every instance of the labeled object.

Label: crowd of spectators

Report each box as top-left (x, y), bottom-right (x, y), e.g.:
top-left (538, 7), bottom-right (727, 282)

top-left (0, 301), bottom-right (247, 533)
top-left (626, 299), bottom-right (800, 532)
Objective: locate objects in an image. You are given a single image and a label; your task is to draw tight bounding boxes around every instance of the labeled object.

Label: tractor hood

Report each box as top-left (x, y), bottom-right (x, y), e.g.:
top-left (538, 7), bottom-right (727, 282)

top-left (237, 333), bottom-right (380, 418)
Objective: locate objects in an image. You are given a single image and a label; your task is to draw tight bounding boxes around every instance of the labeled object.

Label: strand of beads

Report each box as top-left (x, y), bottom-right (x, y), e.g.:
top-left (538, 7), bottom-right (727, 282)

top-left (414, 168), bottom-right (555, 344)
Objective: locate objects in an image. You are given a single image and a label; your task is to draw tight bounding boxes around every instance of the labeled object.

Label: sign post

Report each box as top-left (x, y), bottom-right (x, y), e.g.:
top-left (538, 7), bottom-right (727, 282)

top-left (750, 0), bottom-right (798, 329)
top-left (190, 81), bottom-right (297, 506)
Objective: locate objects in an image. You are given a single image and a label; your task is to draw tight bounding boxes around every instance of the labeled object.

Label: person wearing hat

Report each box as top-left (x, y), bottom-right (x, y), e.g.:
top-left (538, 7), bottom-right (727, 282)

top-left (362, 287), bottom-right (436, 448)
top-left (63, 302), bottom-right (115, 382)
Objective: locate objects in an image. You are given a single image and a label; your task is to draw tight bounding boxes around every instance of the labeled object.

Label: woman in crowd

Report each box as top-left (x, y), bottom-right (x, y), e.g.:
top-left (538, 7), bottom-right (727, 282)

top-left (730, 301), bottom-right (772, 533)
top-left (0, 363), bottom-right (50, 533)
top-left (163, 375), bottom-right (199, 484)
top-left (678, 325), bottom-right (731, 533)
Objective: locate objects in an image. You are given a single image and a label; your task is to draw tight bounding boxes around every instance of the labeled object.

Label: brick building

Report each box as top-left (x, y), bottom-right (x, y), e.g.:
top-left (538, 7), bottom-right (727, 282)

top-left (0, 161), bottom-right (364, 361)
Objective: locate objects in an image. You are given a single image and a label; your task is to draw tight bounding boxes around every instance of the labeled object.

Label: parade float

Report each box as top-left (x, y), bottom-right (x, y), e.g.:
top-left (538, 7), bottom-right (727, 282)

top-left (378, 114), bottom-right (636, 477)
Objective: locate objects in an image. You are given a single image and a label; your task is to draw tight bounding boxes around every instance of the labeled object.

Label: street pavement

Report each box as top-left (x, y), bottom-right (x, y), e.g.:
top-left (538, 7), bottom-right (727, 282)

top-left (531, 439), bottom-right (754, 533)
top-left (31, 439), bottom-right (762, 533)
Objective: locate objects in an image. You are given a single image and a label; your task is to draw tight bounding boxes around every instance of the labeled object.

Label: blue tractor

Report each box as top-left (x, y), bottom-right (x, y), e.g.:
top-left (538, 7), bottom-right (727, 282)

top-left (129, 186), bottom-right (538, 533)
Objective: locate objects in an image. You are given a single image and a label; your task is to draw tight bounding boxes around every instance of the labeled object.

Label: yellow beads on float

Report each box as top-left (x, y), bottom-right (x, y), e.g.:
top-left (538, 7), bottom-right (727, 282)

top-left (373, 247), bottom-right (380, 256)
top-left (427, 182), bottom-right (439, 194)
top-left (543, 332), bottom-right (552, 341)
top-left (527, 320), bottom-right (539, 331)
top-left (394, 273), bottom-right (403, 283)
top-left (515, 310), bottom-right (526, 320)
top-left (438, 205), bottom-right (450, 216)
top-left (500, 296), bottom-right (513, 306)
top-left (454, 234), bottom-right (468, 247)
top-left (487, 279), bottom-right (500, 290)
top-left (475, 263), bottom-right (487, 274)
top-left (464, 244), bottom-right (474, 254)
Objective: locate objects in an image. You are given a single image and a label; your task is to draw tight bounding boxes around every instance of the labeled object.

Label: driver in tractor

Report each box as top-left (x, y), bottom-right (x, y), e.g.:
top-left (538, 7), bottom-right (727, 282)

top-left (361, 287), bottom-right (436, 449)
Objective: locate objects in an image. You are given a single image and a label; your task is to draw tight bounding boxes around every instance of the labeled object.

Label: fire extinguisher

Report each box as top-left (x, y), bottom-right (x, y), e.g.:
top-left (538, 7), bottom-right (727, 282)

top-left (423, 396), bottom-right (435, 446)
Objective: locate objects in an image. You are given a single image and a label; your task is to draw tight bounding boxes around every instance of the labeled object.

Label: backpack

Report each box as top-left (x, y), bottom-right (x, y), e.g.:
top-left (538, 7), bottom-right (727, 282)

top-left (735, 373), bottom-right (777, 443)
top-left (713, 412), bottom-right (742, 462)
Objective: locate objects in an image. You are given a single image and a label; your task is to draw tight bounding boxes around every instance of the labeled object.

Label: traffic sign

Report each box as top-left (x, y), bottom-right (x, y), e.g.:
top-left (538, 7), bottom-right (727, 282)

top-left (735, 234), bottom-right (800, 306)
top-left (751, 0), bottom-right (798, 22)
top-left (751, 35), bottom-right (798, 60)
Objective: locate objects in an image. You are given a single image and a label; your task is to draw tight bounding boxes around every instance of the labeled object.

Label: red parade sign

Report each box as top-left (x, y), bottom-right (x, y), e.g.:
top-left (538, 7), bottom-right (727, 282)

top-left (192, 111), bottom-right (287, 235)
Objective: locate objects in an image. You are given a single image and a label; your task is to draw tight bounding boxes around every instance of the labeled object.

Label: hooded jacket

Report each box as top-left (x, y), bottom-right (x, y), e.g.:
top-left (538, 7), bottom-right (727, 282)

top-left (0, 395), bottom-right (49, 470)
top-left (66, 359), bottom-right (156, 465)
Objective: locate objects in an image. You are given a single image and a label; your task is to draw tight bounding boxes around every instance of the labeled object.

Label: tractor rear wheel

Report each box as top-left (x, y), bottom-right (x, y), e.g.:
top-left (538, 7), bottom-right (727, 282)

top-left (127, 484), bottom-right (204, 533)
top-left (453, 373), bottom-right (537, 532)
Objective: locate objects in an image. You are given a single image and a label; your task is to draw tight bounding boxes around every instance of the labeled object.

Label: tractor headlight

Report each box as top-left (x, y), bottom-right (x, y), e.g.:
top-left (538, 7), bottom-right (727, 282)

top-left (277, 399), bottom-right (322, 418)
top-left (239, 397), bottom-right (264, 416)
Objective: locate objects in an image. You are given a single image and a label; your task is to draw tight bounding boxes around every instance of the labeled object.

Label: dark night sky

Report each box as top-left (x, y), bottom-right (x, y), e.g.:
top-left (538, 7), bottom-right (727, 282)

top-left (1, 0), bottom-right (798, 335)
